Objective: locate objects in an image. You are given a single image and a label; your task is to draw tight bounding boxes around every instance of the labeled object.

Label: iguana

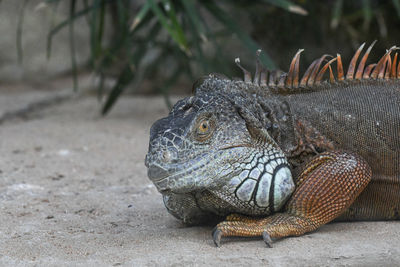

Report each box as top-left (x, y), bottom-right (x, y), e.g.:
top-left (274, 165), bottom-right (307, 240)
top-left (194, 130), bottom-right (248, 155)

top-left (145, 42), bottom-right (400, 247)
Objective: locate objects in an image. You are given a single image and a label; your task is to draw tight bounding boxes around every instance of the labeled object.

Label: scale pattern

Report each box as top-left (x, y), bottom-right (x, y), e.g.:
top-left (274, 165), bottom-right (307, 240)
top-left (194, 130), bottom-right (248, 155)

top-left (146, 42), bottom-right (400, 246)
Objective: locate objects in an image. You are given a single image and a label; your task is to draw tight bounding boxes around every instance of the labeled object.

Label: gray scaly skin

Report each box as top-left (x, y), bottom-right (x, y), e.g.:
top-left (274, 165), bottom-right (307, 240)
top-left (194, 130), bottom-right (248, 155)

top-left (145, 78), bottom-right (295, 225)
top-left (145, 43), bottom-right (400, 245)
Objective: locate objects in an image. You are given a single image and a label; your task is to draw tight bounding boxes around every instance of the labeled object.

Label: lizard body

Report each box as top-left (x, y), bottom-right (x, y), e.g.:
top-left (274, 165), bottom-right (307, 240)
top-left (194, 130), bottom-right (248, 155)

top-left (145, 43), bottom-right (400, 246)
top-left (282, 79), bottom-right (400, 220)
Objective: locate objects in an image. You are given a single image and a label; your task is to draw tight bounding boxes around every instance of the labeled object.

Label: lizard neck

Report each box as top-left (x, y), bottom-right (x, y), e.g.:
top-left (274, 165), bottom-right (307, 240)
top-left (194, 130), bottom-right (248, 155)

top-left (256, 94), bottom-right (335, 169)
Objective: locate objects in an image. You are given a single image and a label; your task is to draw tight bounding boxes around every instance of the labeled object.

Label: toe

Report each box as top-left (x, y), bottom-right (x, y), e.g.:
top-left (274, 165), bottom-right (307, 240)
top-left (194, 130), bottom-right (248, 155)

top-left (212, 227), bottom-right (222, 247)
top-left (262, 231), bottom-right (273, 248)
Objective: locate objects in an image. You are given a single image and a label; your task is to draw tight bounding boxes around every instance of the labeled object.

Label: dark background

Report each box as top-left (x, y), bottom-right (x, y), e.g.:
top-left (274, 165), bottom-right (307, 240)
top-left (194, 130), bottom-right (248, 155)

top-left (4, 0), bottom-right (400, 114)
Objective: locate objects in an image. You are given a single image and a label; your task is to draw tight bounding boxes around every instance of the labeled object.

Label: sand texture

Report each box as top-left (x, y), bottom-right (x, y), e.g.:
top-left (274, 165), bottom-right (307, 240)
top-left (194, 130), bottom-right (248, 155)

top-left (1, 84), bottom-right (399, 266)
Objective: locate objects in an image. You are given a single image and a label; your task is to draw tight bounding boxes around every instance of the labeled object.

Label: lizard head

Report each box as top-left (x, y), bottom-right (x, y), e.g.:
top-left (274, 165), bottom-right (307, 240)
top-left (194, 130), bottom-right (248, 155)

top-left (145, 75), bottom-right (295, 221)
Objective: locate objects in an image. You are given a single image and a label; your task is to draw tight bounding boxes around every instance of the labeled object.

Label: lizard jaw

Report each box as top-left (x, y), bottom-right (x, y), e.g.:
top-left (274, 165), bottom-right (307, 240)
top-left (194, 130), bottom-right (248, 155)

top-left (147, 144), bottom-right (295, 215)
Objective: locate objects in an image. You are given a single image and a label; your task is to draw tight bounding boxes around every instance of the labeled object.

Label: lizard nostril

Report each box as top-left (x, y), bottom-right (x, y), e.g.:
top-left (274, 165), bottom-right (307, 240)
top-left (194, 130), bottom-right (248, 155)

top-left (160, 147), bottom-right (178, 163)
top-left (162, 151), bottom-right (172, 163)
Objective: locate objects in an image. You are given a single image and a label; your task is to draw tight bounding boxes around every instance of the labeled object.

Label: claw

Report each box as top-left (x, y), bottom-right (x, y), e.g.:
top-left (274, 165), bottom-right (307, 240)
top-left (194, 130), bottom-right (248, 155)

top-left (262, 231), bottom-right (273, 248)
top-left (212, 227), bottom-right (222, 247)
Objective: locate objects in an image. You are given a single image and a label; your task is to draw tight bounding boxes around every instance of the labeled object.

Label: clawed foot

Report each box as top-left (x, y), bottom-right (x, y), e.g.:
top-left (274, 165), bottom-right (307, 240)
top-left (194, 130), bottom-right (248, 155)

top-left (210, 212), bottom-right (314, 247)
top-left (211, 214), bottom-right (276, 247)
top-left (212, 226), bottom-right (274, 248)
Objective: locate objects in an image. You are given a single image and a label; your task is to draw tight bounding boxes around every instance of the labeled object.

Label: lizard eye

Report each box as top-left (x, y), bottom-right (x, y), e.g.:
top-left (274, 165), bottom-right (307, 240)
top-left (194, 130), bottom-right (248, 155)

top-left (194, 117), bottom-right (214, 141)
top-left (199, 121), bottom-right (209, 133)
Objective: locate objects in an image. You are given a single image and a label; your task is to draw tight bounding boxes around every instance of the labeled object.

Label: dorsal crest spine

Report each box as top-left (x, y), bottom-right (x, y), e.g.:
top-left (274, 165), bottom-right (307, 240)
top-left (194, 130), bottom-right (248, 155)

top-left (235, 42), bottom-right (400, 93)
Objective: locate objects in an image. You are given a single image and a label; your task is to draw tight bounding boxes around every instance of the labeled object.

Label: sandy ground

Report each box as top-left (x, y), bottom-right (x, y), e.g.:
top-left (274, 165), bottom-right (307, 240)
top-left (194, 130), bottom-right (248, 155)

top-left (1, 84), bottom-right (400, 266)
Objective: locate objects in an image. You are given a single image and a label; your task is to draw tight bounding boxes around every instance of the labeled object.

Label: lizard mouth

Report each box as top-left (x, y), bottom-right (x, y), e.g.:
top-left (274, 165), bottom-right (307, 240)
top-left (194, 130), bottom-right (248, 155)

top-left (146, 142), bottom-right (252, 181)
top-left (147, 144), bottom-right (251, 179)
top-left (147, 146), bottom-right (250, 193)
top-left (147, 164), bottom-right (170, 181)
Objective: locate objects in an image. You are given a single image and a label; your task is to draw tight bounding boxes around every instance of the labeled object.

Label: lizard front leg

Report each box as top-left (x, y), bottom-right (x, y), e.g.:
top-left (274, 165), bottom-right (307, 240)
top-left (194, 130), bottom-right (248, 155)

top-left (213, 151), bottom-right (372, 247)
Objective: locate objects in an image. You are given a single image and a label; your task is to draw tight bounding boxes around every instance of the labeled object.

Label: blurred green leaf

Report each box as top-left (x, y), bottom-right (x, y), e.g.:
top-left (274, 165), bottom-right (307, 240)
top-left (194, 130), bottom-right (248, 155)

top-left (17, 0), bottom-right (29, 65)
top-left (47, 0), bottom-right (111, 59)
top-left (184, 11), bottom-right (208, 72)
top-left (130, 1), bottom-right (150, 31)
top-left (392, 0), bottom-right (400, 18)
top-left (40, 0), bottom-right (400, 116)
top-left (260, 0), bottom-right (308, 15)
top-left (331, 0), bottom-right (343, 29)
top-left (48, 1), bottom-right (60, 36)
top-left (82, 0), bottom-right (91, 24)
top-left (148, 0), bottom-right (189, 54)
top-left (90, 0), bottom-right (106, 63)
top-left (203, 1), bottom-right (276, 69)
top-left (181, 0), bottom-right (207, 42)
top-left (362, 0), bottom-right (372, 30)
top-left (162, 0), bottom-right (191, 55)
top-left (116, 0), bottom-right (129, 30)
top-left (47, 5), bottom-right (91, 59)
top-left (101, 63), bottom-right (135, 115)
top-left (102, 23), bottom-right (162, 115)
top-left (69, 0), bottom-right (78, 91)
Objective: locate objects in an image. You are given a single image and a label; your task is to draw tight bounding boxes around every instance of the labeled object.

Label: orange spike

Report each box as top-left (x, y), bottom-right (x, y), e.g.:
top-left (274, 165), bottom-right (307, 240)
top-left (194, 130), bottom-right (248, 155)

top-left (337, 54), bottom-right (344, 81)
top-left (260, 70), bottom-right (267, 86)
top-left (371, 46), bottom-right (398, 79)
top-left (308, 54), bottom-right (330, 86)
top-left (346, 43), bottom-right (365, 80)
top-left (391, 52), bottom-right (398, 79)
top-left (363, 63), bottom-right (376, 78)
top-left (385, 55), bottom-right (392, 79)
top-left (398, 55), bottom-right (400, 78)
top-left (316, 57), bottom-right (337, 84)
top-left (286, 49), bottom-right (304, 88)
top-left (300, 59), bottom-right (318, 87)
top-left (355, 41), bottom-right (376, 80)
top-left (329, 65), bottom-right (335, 83)
top-left (235, 58), bottom-right (252, 83)
top-left (378, 54), bottom-right (391, 79)
top-left (293, 49), bottom-right (303, 88)
top-left (371, 53), bottom-right (387, 79)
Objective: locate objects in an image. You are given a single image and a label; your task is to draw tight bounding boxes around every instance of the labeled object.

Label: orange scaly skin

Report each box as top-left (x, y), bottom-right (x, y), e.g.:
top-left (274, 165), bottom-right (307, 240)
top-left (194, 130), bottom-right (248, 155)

top-left (213, 151), bottom-right (372, 247)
